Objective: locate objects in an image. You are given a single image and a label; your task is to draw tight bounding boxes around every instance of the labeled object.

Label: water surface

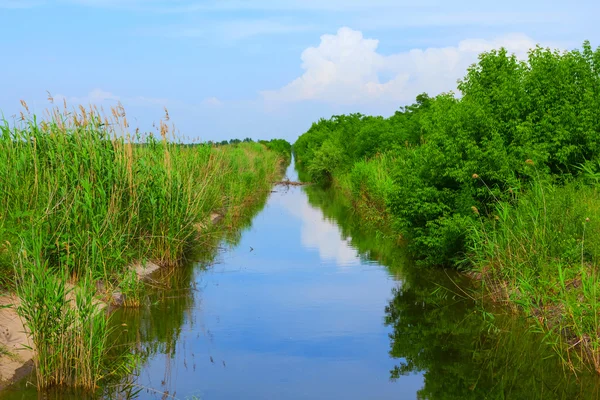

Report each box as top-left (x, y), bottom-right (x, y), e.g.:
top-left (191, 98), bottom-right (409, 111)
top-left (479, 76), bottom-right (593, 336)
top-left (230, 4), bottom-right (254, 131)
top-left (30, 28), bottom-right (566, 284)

top-left (2, 162), bottom-right (599, 399)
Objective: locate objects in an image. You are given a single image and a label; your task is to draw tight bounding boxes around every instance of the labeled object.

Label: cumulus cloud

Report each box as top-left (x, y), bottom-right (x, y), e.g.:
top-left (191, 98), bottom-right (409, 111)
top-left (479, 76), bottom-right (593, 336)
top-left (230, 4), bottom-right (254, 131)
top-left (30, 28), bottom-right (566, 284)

top-left (262, 27), bottom-right (539, 105)
top-left (274, 190), bottom-right (360, 267)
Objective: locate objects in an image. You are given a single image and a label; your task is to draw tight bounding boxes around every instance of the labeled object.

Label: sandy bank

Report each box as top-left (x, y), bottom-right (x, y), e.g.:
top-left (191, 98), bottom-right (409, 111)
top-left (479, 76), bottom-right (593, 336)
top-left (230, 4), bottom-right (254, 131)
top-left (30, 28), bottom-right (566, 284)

top-left (0, 211), bottom-right (225, 388)
top-left (0, 296), bottom-right (33, 389)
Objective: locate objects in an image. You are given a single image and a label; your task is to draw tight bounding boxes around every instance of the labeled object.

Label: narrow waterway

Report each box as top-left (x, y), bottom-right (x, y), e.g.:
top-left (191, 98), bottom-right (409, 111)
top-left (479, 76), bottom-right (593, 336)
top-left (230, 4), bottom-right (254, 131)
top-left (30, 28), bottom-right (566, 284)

top-left (2, 161), bottom-right (599, 399)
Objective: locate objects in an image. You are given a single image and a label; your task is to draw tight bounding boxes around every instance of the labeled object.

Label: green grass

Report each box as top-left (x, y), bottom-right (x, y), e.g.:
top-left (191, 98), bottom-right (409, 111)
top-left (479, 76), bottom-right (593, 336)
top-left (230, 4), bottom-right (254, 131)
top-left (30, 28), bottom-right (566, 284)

top-left (468, 174), bottom-right (600, 373)
top-left (0, 102), bottom-right (288, 391)
top-left (14, 253), bottom-right (127, 390)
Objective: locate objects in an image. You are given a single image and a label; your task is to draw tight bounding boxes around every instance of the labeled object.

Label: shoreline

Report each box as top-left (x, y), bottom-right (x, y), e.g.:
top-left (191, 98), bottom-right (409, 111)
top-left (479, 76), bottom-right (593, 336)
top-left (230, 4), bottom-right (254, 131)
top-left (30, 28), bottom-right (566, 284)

top-left (0, 171), bottom-right (285, 391)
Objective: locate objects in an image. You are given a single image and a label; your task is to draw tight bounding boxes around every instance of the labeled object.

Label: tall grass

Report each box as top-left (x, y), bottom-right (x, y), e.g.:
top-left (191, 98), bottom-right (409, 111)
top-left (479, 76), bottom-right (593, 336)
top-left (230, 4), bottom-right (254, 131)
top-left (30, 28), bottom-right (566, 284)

top-left (14, 244), bottom-right (132, 390)
top-left (469, 170), bottom-right (600, 373)
top-left (0, 101), bottom-right (285, 391)
top-left (346, 153), bottom-right (396, 224)
top-left (0, 101), bottom-right (283, 289)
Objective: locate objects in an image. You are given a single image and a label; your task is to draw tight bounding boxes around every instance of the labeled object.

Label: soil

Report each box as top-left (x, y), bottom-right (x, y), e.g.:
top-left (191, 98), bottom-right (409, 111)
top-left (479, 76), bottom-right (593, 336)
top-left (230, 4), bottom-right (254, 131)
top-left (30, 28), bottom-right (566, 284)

top-left (0, 295), bottom-right (33, 388)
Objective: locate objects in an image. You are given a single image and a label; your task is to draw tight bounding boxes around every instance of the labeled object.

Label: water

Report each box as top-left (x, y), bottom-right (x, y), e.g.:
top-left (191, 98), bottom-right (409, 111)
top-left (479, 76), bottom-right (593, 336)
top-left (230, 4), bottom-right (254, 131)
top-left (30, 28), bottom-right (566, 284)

top-left (2, 162), bottom-right (600, 399)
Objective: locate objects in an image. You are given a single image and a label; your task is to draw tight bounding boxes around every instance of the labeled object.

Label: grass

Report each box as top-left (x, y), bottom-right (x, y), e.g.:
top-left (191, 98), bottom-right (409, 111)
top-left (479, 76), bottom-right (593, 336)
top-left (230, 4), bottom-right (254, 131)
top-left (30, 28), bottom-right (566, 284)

top-left (345, 153), bottom-right (397, 227)
top-left (468, 169), bottom-right (600, 374)
top-left (14, 254), bottom-right (126, 390)
top-left (0, 101), bottom-right (287, 391)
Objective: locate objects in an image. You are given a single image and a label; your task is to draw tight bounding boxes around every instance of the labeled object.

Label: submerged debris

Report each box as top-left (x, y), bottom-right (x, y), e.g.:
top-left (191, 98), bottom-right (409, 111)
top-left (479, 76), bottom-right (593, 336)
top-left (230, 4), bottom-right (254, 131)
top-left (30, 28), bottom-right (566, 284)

top-left (274, 179), bottom-right (310, 186)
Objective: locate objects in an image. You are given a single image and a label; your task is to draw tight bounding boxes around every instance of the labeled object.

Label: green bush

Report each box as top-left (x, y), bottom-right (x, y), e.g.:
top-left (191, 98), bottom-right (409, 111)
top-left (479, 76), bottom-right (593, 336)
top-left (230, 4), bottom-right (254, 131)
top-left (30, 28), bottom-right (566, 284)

top-left (295, 41), bottom-right (600, 268)
top-left (294, 39), bottom-right (600, 372)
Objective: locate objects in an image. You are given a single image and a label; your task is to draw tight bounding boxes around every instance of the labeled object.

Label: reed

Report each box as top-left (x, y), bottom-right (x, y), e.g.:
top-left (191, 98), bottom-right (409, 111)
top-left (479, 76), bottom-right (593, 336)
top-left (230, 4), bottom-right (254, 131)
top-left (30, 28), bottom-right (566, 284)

top-left (468, 168), bottom-right (600, 373)
top-left (0, 101), bottom-right (287, 391)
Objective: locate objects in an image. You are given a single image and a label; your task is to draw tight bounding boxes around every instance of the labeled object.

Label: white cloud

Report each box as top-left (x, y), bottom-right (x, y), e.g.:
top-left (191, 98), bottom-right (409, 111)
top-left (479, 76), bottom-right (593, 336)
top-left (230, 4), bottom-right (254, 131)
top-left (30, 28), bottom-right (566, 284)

top-left (52, 89), bottom-right (226, 114)
top-left (201, 97), bottom-right (223, 106)
top-left (262, 27), bottom-right (539, 106)
top-left (128, 95), bottom-right (169, 106)
top-left (54, 88), bottom-right (120, 105)
top-left (87, 88), bottom-right (120, 102)
top-left (274, 190), bottom-right (360, 267)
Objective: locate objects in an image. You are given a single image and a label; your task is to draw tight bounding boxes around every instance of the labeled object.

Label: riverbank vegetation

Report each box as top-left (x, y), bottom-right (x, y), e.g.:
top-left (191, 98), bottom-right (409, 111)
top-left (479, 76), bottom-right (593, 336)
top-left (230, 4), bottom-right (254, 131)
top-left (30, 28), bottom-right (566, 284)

top-left (305, 185), bottom-right (600, 398)
top-left (0, 102), bottom-right (289, 391)
top-left (294, 41), bottom-right (600, 373)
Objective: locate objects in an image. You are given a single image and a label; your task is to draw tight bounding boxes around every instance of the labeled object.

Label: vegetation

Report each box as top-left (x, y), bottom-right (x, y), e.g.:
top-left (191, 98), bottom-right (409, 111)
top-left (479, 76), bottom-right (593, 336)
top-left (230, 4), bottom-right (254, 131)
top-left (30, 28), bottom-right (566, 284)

top-left (305, 182), bottom-right (600, 399)
top-left (260, 139), bottom-right (293, 162)
top-left (295, 41), bottom-right (600, 372)
top-left (0, 101), bottom-right (289, 391)
top-left (211, 137), bottom-right (292, 162)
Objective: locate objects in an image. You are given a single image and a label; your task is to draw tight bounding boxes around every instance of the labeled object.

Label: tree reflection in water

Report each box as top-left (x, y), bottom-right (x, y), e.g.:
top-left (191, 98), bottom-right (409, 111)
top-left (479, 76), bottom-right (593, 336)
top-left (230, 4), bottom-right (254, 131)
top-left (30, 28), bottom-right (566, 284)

top-left (305, 183), bottom-right (600, 400)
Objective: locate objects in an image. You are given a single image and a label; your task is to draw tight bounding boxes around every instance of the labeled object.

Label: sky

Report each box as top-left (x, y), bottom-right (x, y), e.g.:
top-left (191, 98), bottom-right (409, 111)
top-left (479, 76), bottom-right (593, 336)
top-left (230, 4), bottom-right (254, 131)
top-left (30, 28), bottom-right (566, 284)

top-left (1, 0), bottom-right (598, 142)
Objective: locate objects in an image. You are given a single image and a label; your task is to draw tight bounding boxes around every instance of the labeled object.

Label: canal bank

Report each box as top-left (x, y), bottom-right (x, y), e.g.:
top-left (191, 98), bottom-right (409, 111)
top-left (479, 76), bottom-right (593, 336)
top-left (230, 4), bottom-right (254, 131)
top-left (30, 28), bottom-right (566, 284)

top-left (2, 161), bottom-right (599, 399)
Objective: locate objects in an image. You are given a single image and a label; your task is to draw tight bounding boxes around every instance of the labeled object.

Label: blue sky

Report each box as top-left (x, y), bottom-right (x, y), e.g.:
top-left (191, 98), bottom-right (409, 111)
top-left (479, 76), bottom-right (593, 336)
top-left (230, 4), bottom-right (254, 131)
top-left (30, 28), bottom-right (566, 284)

top-left (1, 0), bottom-right (598, 142)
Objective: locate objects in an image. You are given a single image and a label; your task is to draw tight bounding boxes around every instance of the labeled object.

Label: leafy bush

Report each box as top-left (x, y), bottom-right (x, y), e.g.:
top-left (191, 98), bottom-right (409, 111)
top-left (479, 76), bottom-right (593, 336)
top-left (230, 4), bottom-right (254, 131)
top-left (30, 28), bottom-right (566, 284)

top-left (295, 39), bottom-right (600, 372)
top-left (295, 41), bottom-right (600, 268)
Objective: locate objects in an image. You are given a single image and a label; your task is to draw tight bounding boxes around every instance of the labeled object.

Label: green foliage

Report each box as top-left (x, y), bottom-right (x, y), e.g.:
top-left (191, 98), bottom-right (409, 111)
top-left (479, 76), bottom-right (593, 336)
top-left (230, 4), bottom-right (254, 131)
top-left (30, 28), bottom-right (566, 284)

top-left (306, 181), bottom-right (600, 399)
top-left (295, 40), bottom-right (600, 372)
top-left (14, 236), bottom-right (131, 390)
top-left (0, 104), bottom-right (285, 392)
top-left (260, 138), bottom-right (292, 161)
top-left (295, 41), bottom-right (600, 268)
top-left (469, 176), bottom-right (600, 372)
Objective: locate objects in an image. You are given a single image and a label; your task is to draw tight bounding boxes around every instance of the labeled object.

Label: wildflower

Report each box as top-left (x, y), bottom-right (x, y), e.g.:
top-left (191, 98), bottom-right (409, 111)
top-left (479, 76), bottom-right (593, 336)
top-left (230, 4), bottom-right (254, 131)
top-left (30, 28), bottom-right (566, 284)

top-left (472, 173), bottom-right (479, 179)
top-left (525, 159), bottom-right (534, 166)
top-left (471, 206), bottom-right (480, 215)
